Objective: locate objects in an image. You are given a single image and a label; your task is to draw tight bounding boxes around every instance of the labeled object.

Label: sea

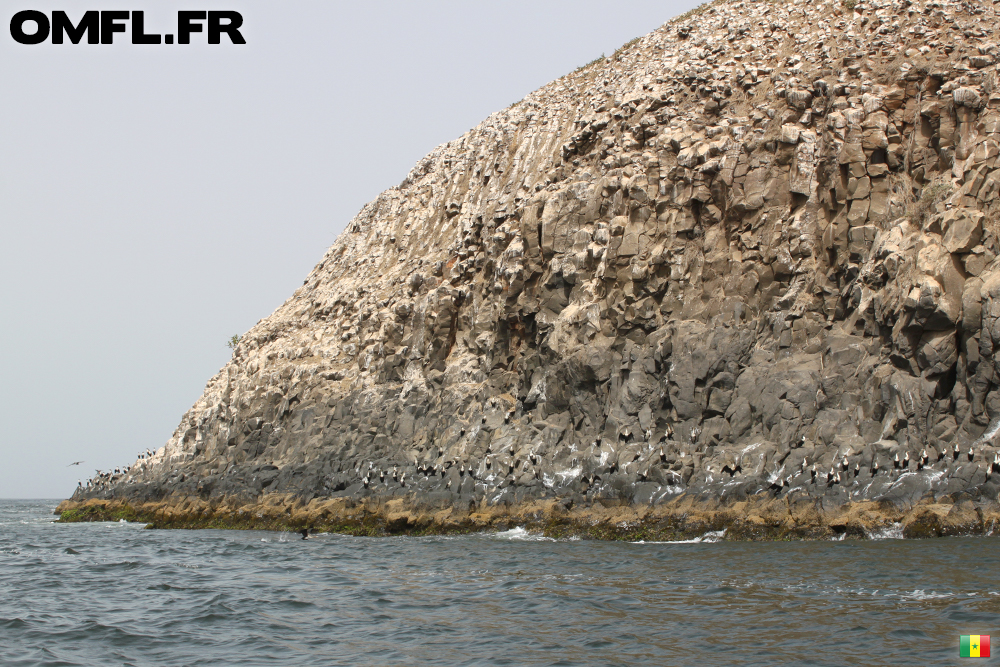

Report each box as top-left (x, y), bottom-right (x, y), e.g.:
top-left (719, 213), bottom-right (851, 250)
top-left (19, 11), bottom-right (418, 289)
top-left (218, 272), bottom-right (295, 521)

top-left (1, 499), bottom-right (997, 666)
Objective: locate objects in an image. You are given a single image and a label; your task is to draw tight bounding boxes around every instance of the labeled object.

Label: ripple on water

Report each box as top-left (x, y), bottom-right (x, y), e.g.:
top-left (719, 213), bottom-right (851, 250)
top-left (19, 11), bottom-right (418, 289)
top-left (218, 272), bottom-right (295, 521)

top-left (3, 501), bottom-right (1000, 666)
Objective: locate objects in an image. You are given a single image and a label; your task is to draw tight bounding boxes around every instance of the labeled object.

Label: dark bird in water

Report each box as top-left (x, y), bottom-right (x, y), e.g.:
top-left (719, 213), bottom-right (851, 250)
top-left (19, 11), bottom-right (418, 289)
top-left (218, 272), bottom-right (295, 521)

top-left (299, 529), bottom-right (310, 540)
top-left (67, 461), bottom-right (85, 467)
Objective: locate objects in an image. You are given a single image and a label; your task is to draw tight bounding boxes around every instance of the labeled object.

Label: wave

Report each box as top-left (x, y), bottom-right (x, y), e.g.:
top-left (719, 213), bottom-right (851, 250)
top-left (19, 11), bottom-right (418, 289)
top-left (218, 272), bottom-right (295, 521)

top-left (634, 529), bottom-right (727, 544)
top-left (490, 527), bottom-right (555, 542)
top-left (866, 523), bottom-right (904, 540)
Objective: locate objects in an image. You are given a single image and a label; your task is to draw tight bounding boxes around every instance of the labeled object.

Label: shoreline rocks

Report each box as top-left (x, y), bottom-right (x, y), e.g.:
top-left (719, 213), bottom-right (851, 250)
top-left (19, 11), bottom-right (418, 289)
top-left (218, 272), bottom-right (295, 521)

top-left (54, 494), bottom-right (1000, 540)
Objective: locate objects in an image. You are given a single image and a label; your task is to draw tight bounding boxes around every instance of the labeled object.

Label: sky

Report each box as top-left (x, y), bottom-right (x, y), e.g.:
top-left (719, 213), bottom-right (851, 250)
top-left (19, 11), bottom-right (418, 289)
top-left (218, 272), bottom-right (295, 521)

top-left (0, 0), bottom-right (701, 499)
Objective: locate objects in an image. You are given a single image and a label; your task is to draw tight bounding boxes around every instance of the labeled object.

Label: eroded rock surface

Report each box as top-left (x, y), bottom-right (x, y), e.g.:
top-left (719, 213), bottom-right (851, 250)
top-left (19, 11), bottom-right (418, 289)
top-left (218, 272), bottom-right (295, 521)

top-left (64, 0), bottom-right (1000, 536)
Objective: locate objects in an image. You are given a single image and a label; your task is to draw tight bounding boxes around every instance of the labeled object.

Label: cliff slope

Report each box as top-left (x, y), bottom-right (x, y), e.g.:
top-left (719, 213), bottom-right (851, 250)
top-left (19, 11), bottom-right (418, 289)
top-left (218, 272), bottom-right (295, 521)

top-left (63, 0), bottom-right (1000, 538)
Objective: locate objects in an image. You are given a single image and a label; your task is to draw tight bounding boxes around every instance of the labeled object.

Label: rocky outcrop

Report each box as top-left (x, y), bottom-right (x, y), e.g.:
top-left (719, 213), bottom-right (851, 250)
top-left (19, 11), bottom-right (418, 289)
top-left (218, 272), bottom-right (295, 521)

top-left (61, 0), bottom-right (1000, 537)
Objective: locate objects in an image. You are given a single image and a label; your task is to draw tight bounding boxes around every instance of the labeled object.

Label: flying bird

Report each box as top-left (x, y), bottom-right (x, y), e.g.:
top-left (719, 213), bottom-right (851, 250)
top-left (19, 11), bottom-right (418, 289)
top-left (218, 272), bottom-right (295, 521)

top-left (67, 461), bottom-right (84, 467)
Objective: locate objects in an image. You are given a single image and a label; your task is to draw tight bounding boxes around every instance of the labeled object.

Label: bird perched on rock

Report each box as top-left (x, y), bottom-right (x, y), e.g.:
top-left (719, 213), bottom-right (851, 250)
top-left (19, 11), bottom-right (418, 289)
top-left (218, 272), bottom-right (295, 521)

top-left (968, 447), bottom-right (975, 462)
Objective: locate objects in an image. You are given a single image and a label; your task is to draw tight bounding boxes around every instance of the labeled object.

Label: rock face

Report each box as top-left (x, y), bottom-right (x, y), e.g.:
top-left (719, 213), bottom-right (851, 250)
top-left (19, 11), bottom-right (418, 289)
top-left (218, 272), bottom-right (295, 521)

top-left (63, 0), bottom-right (1000, 537)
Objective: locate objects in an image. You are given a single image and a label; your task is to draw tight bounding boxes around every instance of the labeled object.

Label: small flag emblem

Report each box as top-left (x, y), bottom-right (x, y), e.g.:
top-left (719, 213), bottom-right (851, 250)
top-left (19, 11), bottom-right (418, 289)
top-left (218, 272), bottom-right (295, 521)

top-left (961, 635), bottom-right (991, 658)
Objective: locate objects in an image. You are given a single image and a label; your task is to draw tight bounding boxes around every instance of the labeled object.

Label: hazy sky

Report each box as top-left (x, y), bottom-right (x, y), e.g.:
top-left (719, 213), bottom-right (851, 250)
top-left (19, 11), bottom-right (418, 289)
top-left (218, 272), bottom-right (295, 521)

top-left (1, 0), bottom-right (700, 498)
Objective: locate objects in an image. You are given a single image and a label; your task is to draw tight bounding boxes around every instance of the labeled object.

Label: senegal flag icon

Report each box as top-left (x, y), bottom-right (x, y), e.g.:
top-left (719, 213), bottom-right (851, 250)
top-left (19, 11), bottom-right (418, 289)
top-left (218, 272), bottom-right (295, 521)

top-left (961, 635), bottom-right (991, 658)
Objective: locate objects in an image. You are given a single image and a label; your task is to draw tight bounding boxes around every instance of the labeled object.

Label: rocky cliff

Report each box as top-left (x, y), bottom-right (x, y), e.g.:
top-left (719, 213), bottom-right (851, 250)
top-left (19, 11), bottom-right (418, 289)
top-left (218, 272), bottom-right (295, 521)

top-left (61, 0), bottom-right (1000, 538)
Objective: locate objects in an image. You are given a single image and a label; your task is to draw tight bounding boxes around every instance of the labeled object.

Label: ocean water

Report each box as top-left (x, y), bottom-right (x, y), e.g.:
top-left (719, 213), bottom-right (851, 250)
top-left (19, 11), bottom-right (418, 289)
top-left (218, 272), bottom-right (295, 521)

top-left (1, 500), bottom-right (997, 666)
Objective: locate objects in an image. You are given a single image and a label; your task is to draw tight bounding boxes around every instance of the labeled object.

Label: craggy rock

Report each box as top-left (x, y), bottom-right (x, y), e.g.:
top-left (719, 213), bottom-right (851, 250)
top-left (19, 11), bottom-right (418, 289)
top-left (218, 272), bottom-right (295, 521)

top-left (62, 0), bottom-right (1000, 537)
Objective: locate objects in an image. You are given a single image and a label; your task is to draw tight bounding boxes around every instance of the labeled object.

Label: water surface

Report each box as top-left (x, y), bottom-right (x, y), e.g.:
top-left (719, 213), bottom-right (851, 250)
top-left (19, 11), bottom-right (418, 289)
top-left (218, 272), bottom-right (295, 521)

top-left (1, 500), bottom-right (997, 665)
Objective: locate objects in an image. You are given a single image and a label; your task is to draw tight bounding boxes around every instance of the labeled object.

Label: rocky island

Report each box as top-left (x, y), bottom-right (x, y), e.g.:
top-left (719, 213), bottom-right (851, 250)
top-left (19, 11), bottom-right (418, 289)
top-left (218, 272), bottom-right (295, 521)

top-left (59, 0), bottom-right (1000, 539)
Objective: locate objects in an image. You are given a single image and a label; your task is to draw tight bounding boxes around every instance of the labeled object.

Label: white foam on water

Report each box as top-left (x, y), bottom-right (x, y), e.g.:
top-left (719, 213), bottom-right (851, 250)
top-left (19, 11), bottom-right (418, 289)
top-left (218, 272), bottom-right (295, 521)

top-left (867, 523), bottom-right (904, 540)
top-left (634, 529), bottom-right (726, 544)
top-left (896, 589), bottom-right (952, 601)
top-left (491, 527), bottom-right (554, 542)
